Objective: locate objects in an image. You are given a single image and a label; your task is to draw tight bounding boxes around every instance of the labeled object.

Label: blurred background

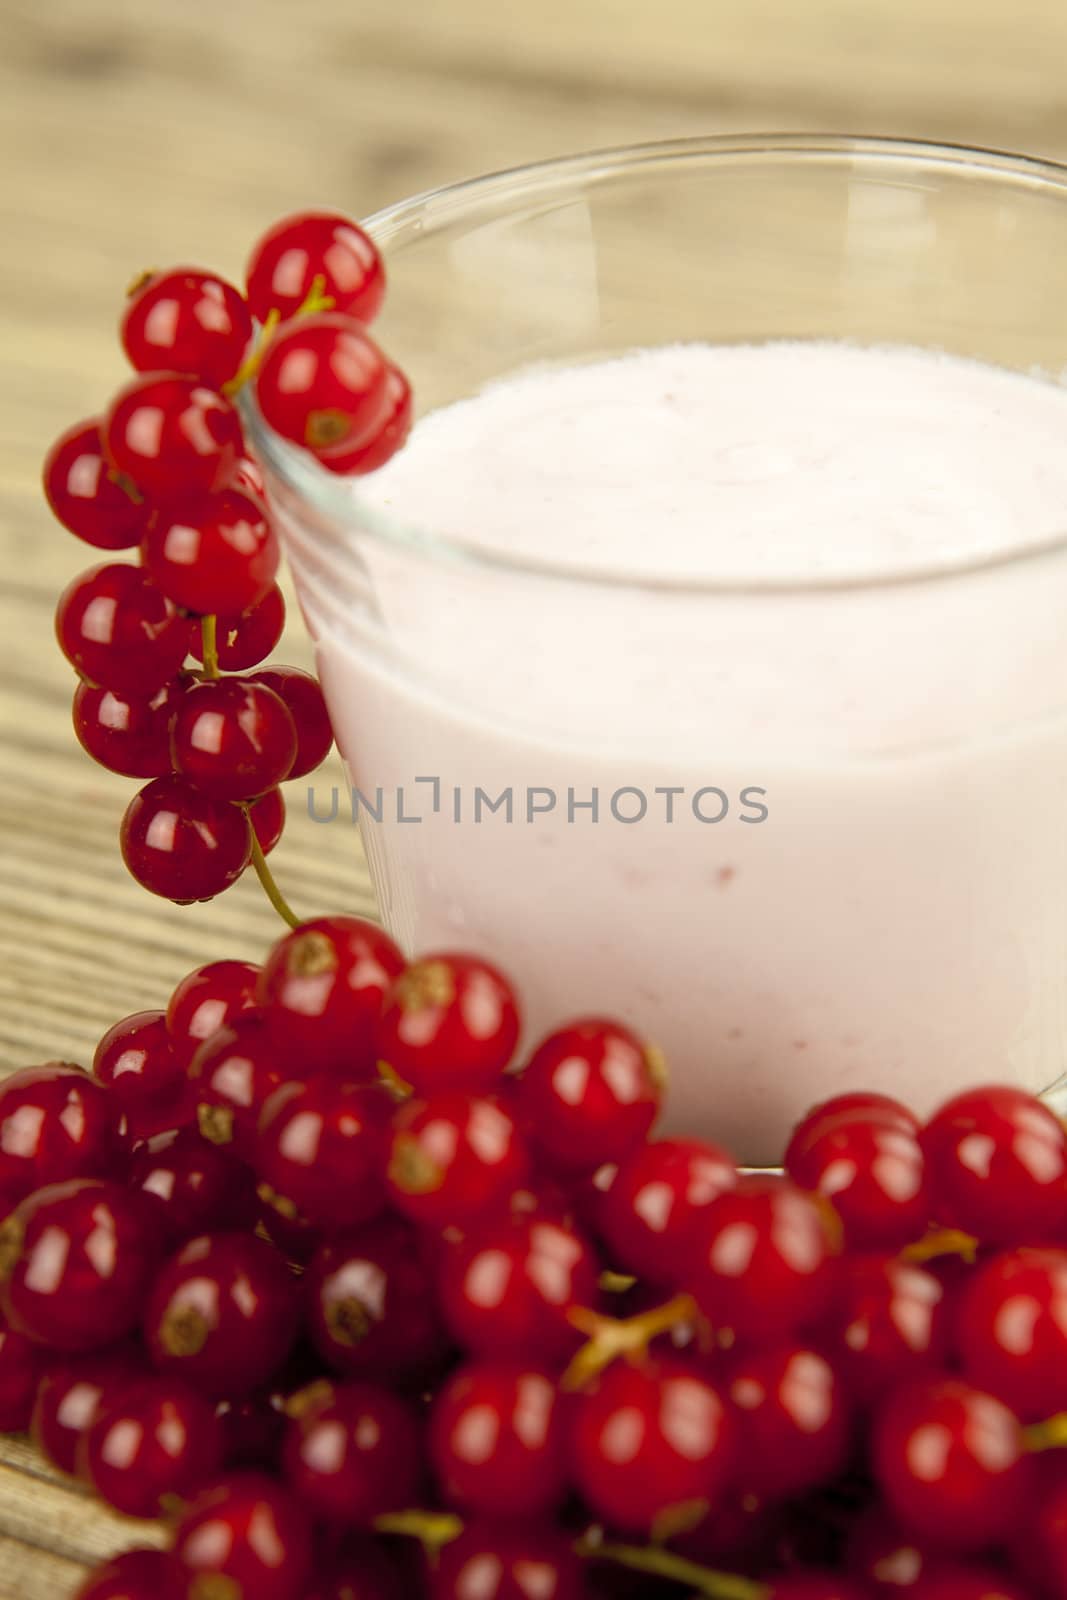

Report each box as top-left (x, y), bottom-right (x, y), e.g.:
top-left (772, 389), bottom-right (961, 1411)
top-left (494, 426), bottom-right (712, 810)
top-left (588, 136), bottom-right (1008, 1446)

top-left (3, 0), bottom-right (1067, 1067)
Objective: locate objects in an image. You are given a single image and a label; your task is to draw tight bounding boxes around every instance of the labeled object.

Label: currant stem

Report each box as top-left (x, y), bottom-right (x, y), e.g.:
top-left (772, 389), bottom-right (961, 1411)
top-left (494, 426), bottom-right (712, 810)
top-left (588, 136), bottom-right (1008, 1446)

top-left (221, 309), bottom-right (281, 397)
top-left (242, 807), bottom-right (300, 929)
top-left (562, 1291), bottom-right (699, 1391)
top-left (200, 614), bottom-right (220, 680)
top-left (373, 1509), bottom-right (464, 1552)
top-left (901, 1227), bottom-right (979, 1265)
top-left (577, 1537), bottom-right (765, 1600)
top-left (1025, 1412), bottom-right (1067, 1451)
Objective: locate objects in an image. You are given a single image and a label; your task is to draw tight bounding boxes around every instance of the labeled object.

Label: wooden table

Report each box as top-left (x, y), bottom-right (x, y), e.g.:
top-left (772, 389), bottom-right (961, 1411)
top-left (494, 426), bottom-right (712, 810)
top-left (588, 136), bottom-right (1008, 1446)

top-left (4, 0), bottom-right (1067, 1591)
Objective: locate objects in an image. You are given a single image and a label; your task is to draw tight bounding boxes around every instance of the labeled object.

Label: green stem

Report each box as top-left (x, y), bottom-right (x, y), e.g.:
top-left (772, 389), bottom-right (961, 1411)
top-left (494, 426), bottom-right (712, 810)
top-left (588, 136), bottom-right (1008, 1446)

top-left (200, 614), bottom-right (220, 679)
top-left (579, 1539), bottom-right (766, 1600)
top-left (1026, 1412), bottom-right (1067, 1451)
top-left (373, 1509), bottom-right (464, 1551)
top-left (244, 814), bottom-right (300, 929)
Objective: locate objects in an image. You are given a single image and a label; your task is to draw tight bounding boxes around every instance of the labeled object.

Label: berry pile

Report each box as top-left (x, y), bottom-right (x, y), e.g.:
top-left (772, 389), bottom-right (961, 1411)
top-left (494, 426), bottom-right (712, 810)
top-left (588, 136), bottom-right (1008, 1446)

top-left (43, 212), bottom-right (410, 906)
top-left (1, 929), bottom-right (1066, 1598)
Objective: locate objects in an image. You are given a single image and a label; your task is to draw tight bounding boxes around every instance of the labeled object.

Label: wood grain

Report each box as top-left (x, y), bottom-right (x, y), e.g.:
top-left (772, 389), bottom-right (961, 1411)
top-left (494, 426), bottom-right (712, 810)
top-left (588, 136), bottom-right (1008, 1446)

top-left (3, 0), bottom-right (1067, 1592)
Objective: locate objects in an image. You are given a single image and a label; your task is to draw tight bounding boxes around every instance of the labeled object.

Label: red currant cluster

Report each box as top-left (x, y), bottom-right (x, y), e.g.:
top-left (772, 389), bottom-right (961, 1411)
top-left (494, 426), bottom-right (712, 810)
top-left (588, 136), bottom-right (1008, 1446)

top-left (43, 212), bottom-right (411, 906)
top-left (1, 925), bottom-right (1066, 1600)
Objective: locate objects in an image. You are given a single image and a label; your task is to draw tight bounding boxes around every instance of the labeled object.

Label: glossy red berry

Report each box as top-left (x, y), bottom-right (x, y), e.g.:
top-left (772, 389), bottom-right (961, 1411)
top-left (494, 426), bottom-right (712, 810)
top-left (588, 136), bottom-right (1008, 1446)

top-left (43, 418), bottom-right (147, 550)
top-left (921, 1086), bottom-right (1067, 1243)
top-left (104, 374), bottom-right (243, 499)
top-left (597, 1136), bottom-right (738, 1283)
top-left (56, 562), bottom-right (190, 694)
top-left (687, 1176), bottom-right (839, 1342)
top-left (188, 583), bottom-right (286, 671)
top-left (32, 1345), bottom-right (147, 1474)
top-left (80, 1375), bottom-right (224, 1517)
top-left (74, 1548), bottom-right (184, 1600)
top-left (313, 363), bottom-right (412, 475)
top-left (143, 489), bottom-right (279, 615)
top-left (828, 1254), bottom-right (948, 1404)
top-left (786, 1114), bottom-right (929, 1249)
top-left (785, 1093), bottom-right (920, 1170)
top-left (376, 954), bottom-right (521, 1095)
top-left (429, 1360), bottom-right (566, 1518)
top-left (170, 677), bottom-right (297, 799)
top-left (257, 914), bottom-right (404, 1074)
top-left (724, 1344), bottom-right (851, 1500)
top-left (439, 1210), bottom-right (599, 1360)
top-left (573, 1357), bottom-right (734, 1533)
top-left (0, 1312), bottom-right (45, 1430)
top-left (516, 1018), bottom-right (664, 1173)
top-left (122, 268), bottom-right (253, 388)
top-left (72, 677), bottom-right (183, 778)
top-left (246, 211), bottom-right (385, 326)
top-left (188, 1013), bottom-right (287, 1158)
top-left (386, 1093), bottom-right (530, 1229)
top-left (282, 1379), bottom-right (421, 1523)
top-left (166, 959), bottom-right (261, 1069)
top-left (144, 1230), bottom-right (300, 1397)
top-left (248, 666), bottom-right (333, 777)
top-left (955, 1247), bottom-right (1067, 1419)
top-left (93, 1008), bottom-right (184, 1115)
top-left (120, 775), bottom-right (252, 902)
top-left (0, 1063), bottom-right (118, 1205)
top-left (173, 1472), bottom-right (313, 1600)
top-left (872, 1376), bottom-right (1033, 1550)
top-left (255, 1074), bottom-right (387, 1229)
top-left (0, 1180), bottom-right (161, 1350)
top-left (255, 312), bottom-right (391, 457)
top-left (249, 786), bottom-right (286, 855)
top-left (306, 1216), bottom-right (447, 1383)
top-left (429, 1522), bottom-right (590, 1600)
top-left (127, 1127), bottom-right (260, 1243)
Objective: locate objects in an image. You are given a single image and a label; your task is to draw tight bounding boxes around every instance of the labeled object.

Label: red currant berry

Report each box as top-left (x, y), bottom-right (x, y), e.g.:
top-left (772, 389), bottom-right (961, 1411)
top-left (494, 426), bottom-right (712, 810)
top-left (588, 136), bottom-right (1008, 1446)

top-left (44, 418), bottom-right (147, 549)
top-left (785, 1093), bottom-right (920, 1169)
top-left (246, 211), bottom-right (385, 326)
top-left (255, 312), bottom-right (390, 456)
top-left (249, 787), bottom-right (285, 855)
top-left (188, 1014), bottom-right (287, 1158)
top-left (687, 1176), bottom-right (839, 1343)
top-left (724, 1344), bottom-right (851, 1500)
top-left (596, 1137), bottom-right (738, 1283)
top-left (170, 677), bottom-right (297, 800)
top-left (74, 1548), bottom-right (184, 1600)
top-left (122, 269), bottom-right (253, 388)
top-left (248, 666), bottom-right (333, 777)
top-left (0, 1063), bottom-right (118, 1205)
top-left (255, 1075), bottom-right (387, 1229)
top-left (120, 775), bottom-right (252, 902)
top-left (376, 954), bottom-right (520, 1095)
top-left (73, 677), bottom-right (183, 778)
top-left (516, 1018), bottom-right (664, 1173)
top-left (127, 1127), bottom-right (259, 1243)
top-left (257, 914), bottom-right (404, 1074)
top-left (188, 583), bottom-right (286, 671)
top-left (306, 1216), bottom-right (447, 1383)
top-left (786, 1115), bottom-right (929, 1250)
top-left (143, 489), bottom-right (279, 615)
top-left (429, 1522), bottom-right (590, 1600)
top-left (166, 959), bottom-right (261, 1069)
top-left (144, 1230), bottom-right (300, 1397)
top-left (872, 1375), bottom-right (1033, 1550)
top-left (282, 1378), bottom-right (420, 1523)
top-left (439, 1210), bottom-right (600, 1360)
top-left (921, 1086), bottom-right (1067, 1243)
top-left (429, 1360), bottom-right (565, 1518)
top-left (32, 1345), bottom-right (147, 1474)
top-left (0, 1311), bottom-right (45, 1430)
top-left (573, 1357), bottom-right (734, 1533)
top-left (173, 1472), bottom-right (313, 1600)
top-left (386, 1093), bottom-right (529, 1230)
top-left (828, 1254), bottom-right (948, 1405)
top-left (955, 1247), bottom-right (1067, 1420)
top-left (79, 1375), bottom-right (224, 1517)
top-left (104, 374), bottom-right (243, 499)
top-left (93, 1008), bottom-right (184, 1114)
top-left (1, 1180), bottom-right (161, 1349)
top-left (313, 363), bottom-right (412, 475)
top-left (56, 562), bottom-right (190, 694)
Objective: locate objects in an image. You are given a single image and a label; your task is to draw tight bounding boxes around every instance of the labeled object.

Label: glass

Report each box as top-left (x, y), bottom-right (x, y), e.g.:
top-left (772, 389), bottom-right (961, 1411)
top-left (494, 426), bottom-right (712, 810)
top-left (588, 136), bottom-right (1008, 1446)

top-left (247, 135), bottom-right (1067, 1161)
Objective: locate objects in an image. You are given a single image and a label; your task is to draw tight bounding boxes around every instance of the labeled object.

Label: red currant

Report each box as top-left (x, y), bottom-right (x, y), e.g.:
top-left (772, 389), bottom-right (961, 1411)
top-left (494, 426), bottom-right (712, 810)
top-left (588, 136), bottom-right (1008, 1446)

top-left (596, 1136), bottom-right (738, 1283)
top-left (376, 953), bottom-right (520, 1095)
top-left (80, 1374), bottom-right (224, 1517)
top-left (785, 1093), bottom-right (920, 1170)
top-left (828, 1254), bottom-right (948, 1405)
top-left (73, 677), bottom-right (184, 778)
top-left (104, 374), bottom-right (243, 499)
top-left (255, 312), bottom-right (391, 457)
top-left (32, 1345), bottom-right (147, 1474)
top-left (724, 1343), bottom-right (851, 1500)
top-left (166, 959), bottom-right (261, 1069)
top-left (1, 1179), bottom-right (161, 1350)
top-left (955, 1246), bottom-right (1067, 1419)
top-left (56, 562), bottom-right (190, 694)
top-left (127, 1127), bottom-right (259, 1243)
top-left (170, 677), bottom-right (297, 799)
top-left (93, 1008), bottom-right (184, 1115)
top-left (172, 1472), bottom-right (313, 1600)
top-left (255, 1074), bottom-right (387, 1229)
top-left (188, 583), bottom-right (286, 671)
top-left (257, 914), bottom-right (404, 1074)
top-left (0, 1311), bottom-right (45, 1430)
top-left (122, 269), bottom-right (253, 388)
top-left (429, 1360), bottom-right (565, 1518)
top-left (188, 1013), bottom-right (287, 1157)
top-left (74, 1548), bottom-right (184, 1600)
top-left (120, 775), bottom-right (252, 902)
top-left (43, 419), bottom-right (147, 549)
top-left (282, 1378), bottom-right (421, 1523)
top-left (386, 1093), bottom-right (530, 1229)
top-left (786, 1114), bottom-right (929, 1249)
top-left (0, 1062), bottom-right (118, 1205)
top-left (429, 1522), bottom-right (590, 1600)
top-left (572, 1357), bottom-right (734, 1533)
top-left (248, 666), bottom-right (334, 777)
top-left (920, 1086), bottom-right (1067, 1243)
top-left (516, 1018), bottom-right (664, 1173)
top-left (246, 211), bottom-right (385, 326)
top-left (313, 363), bottom-right (412, 475)
top-left (249, 787), bottom-right (285, 855)
top-left (143, 489), bottom-right (279, 615)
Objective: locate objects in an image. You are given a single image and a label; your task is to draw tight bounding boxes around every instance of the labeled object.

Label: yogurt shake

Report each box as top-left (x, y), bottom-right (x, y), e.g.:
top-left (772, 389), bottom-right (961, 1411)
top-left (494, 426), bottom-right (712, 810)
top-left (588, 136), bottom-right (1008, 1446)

top-left (281, 342), bottom-right (1067, 1159)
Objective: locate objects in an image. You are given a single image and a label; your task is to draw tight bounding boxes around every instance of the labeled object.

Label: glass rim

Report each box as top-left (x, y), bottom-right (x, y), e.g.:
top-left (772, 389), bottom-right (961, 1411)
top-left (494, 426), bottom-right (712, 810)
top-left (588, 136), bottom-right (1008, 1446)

top-left (246, 131), bottom-right (1067, 598)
